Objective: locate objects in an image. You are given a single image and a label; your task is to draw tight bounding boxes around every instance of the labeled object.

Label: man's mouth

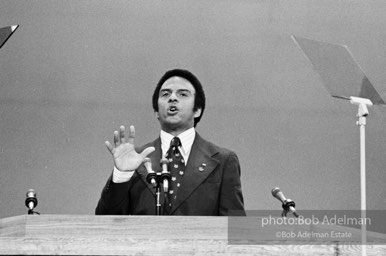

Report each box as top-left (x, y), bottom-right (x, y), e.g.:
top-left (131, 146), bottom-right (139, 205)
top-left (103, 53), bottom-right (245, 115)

top-left (167, 106), bottom-right (179, 114)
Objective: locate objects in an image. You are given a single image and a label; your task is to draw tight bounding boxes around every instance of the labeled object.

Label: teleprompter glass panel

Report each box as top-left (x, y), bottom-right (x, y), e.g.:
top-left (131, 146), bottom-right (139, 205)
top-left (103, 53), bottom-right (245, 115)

top-left (292, 35), bottom-right (385, 105)
top-left (0, 25), bottom-right (19, 49)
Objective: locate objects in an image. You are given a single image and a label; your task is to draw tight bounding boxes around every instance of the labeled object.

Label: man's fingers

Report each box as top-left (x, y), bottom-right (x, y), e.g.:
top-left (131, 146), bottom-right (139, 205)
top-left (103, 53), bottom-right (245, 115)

top-left (128, 125), bottom-right (135, 145)
top-left (113, 130), bottom-right (119, 146)
top-left (105, 141), bottom-right (114, 153)
top-left (140, 146), bottom-right (155, 158)
top-left (119, 126), bottom-right (125, 143)
top-left (112, 125), bottom-right (134, 147)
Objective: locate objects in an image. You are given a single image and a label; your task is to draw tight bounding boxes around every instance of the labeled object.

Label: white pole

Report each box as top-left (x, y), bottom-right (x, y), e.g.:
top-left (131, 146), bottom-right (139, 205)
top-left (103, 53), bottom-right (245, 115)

top-left (350, 97), bottom-right (371, 256)
top-left (358, 116), bottom-right (367, 256)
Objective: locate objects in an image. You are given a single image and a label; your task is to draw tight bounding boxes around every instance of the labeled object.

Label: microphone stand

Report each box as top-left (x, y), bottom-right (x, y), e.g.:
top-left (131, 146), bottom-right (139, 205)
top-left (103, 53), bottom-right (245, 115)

top-left (146, 171), bottom-right (161, 215)
top-left (146, 172), bottom-right (171, 215)
top-left (144, 158), bottom-right (171, 216)
top-left (27, 209), bottom-right (40, 215)
top-left (281, 199), bottom-right (299, 218)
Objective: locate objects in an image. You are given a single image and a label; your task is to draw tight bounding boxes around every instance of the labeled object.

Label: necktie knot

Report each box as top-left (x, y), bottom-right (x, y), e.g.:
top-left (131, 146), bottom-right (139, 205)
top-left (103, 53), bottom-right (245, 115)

top-left (170, 137), bottom-right (181, 148)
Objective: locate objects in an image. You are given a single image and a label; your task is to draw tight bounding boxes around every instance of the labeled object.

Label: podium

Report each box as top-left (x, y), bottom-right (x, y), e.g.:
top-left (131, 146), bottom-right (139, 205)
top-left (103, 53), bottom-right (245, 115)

top-left (1, 215), bottom-right (385, 255)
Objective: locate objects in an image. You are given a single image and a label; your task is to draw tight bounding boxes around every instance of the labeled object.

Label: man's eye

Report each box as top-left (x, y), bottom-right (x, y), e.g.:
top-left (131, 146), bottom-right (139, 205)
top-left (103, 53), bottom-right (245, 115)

top-left (161, 92), bottom-right (170, 97)
top-left (179, 92), bottom-right (188, 97)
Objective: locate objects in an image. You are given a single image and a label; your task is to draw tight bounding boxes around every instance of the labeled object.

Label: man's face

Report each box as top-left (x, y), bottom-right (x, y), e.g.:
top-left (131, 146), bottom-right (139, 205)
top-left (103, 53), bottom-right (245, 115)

top-left (156, 76), bottom-right (202, 134)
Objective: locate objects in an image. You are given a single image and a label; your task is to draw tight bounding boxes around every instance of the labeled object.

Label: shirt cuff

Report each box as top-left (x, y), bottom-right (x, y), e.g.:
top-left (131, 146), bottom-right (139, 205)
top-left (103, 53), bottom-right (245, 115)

top-left (112, 166), bottom-right (135, 183)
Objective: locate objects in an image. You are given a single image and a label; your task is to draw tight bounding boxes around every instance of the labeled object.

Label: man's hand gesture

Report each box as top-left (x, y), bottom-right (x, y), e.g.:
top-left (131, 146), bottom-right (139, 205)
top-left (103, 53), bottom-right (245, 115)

top-left (105, 125), bottom-right (155, 172)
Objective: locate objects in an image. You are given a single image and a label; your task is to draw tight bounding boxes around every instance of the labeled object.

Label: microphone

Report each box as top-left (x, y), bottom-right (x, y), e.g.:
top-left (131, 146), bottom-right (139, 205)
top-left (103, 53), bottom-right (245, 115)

top-left (160, 157), bottom-right (170, 193)
top-left (25, 189), bottom-right (38, 214)
top-left (143, 158), bottom-right (157, 188)
top-left (271, 187), bottom-right (299, 217)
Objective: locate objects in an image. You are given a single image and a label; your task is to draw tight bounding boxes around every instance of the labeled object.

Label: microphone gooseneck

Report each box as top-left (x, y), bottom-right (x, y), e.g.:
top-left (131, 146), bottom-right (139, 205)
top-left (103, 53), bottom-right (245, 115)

top-left (271, 187), bottom-right (299, 218)
top-left (144, 158), bottom-right (157, 188)
top-left (160, 157), bottom-right (171, 193)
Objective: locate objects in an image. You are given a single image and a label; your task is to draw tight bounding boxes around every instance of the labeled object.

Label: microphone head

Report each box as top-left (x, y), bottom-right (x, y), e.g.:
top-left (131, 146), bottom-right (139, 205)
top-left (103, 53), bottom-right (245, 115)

top-left (271, 187), bottom-right (280, 197)
top-left (26, 189), bottom-right (36, 198)
top-left (160, 157), bottom-right (169, 174)
top-left (160, 158), bottom-right (168, 165)
top-left (271, 187), bottom-right (286, 203)
top-left (143, 157), bottom-right (153, 172)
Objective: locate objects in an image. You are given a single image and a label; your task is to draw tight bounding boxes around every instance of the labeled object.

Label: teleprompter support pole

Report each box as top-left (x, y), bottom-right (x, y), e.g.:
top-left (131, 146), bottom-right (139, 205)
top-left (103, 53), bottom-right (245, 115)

top-left (350, 96), bottom-right (372, 256)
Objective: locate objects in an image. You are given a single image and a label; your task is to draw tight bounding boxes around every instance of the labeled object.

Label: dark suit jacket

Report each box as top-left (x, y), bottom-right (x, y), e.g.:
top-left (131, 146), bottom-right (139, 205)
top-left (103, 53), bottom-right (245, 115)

top-left (95, 133), bottom-right (245, 216)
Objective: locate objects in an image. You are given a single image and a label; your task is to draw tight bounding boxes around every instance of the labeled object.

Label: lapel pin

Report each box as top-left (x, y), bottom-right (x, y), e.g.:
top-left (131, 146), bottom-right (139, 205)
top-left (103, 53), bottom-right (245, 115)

top-left (198, 166), bottom-right (204, 172)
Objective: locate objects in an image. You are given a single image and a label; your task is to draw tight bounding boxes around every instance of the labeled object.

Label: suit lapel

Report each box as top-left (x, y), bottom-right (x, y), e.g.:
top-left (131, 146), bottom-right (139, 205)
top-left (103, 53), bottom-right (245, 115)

top-left (171, 134), bottom-right (219, 214)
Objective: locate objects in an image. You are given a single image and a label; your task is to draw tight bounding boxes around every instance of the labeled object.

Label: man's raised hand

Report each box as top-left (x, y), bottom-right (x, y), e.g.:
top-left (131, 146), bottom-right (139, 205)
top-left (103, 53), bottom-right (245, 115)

top-left (105, 125), bottom-right (155, 172)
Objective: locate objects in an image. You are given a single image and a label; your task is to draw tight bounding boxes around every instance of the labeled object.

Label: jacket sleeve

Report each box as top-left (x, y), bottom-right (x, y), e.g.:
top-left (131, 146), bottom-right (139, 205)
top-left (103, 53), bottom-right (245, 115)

top-left (218, 151), bottom-right (246, 216)
top-left (95, 174), bottom-right (132, 215)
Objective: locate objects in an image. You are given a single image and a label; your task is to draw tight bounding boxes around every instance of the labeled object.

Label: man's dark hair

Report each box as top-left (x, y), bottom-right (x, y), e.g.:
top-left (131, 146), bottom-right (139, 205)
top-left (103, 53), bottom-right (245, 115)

top-left (152, 69), bottom-right (206, 126)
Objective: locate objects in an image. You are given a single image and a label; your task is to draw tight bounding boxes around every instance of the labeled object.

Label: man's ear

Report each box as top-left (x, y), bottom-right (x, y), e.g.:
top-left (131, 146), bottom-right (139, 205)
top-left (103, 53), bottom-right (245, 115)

top-left (194, 108), bottom-right (202, 118)
top-left (155, 112), bottom-right (159, 119)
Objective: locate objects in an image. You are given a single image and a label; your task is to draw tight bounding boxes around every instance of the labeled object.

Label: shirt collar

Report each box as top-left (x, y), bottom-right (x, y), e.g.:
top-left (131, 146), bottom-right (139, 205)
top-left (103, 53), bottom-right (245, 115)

top-left (160, 127), bottom-right (196, 157)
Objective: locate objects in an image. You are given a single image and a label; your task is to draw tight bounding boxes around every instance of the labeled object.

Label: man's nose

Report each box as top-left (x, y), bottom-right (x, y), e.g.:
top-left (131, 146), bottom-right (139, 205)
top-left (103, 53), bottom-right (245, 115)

top-left (168, 92), bottom-right (178, 102)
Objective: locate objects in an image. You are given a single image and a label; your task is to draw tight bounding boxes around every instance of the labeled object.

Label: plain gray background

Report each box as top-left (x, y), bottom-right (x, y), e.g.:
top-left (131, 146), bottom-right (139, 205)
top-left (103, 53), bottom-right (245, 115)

top-left (1, 0), bottom-right (385, 218)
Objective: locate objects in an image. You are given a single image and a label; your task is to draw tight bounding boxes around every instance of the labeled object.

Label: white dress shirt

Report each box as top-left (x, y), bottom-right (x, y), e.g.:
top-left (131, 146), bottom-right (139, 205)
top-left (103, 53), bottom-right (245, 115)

top-left (112, 128), bottom-right (196, 183)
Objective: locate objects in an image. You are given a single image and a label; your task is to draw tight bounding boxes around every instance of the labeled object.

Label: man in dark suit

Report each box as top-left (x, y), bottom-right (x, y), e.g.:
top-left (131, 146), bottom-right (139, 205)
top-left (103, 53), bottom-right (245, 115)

top-left (95, 69), bottom-right (245, 216)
